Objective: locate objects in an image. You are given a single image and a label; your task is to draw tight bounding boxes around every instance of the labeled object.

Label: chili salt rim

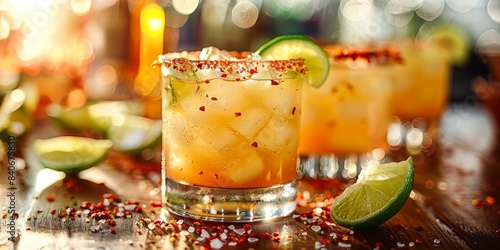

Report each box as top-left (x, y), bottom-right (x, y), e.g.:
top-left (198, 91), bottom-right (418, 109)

top-left (154, 51), bottom-right (307, 82)
top-left (323, 45), bottom-right (403, 65)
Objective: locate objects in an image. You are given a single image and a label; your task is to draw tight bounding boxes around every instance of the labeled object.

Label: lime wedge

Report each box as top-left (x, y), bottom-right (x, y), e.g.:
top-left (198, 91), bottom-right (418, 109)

top-left (330, 157), bottom-right (414, 229)
top-left (255, 35), bottom-right (330, 88)
top-left (33, 136), bottom-right (113, 174)
top-left (106, 114), bottom-right (161, 154)
top-left (417, 22), bottom-right (470, 66)
top-left (46, 101), bottom-right (144, 132)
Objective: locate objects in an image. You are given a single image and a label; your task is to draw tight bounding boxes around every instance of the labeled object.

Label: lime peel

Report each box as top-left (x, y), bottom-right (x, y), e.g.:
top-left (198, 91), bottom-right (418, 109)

top-left (330, 157), bottom-right (414, 229)
top-left (33, 136), bottom-right (113, 174)
top-left (255, 35), bottom-right (330, 88)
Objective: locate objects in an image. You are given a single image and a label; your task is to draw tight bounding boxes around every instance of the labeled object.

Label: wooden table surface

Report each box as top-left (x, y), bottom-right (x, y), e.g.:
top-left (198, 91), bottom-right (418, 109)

top-left (1, 104), bottom-right (500, 250)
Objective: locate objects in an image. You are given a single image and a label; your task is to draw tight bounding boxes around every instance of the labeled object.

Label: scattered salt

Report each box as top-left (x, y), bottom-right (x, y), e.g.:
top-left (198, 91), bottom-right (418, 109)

top-left (219, 232), bottom-right (227, 240)
top-left (210, 238), bottom-right (224, 249)
top-left (408, 242), bottom-right (415, 247)
top-left (233, 228), bottom-right (246, 235)
top-left (338, 242), bottom-right (351, 248)
top-left (397, 241), bottom-right (405, 247)
top-left (228, 242), bottom-right (238, 246)
top-left (310, 225), bottom-right (321, 232)
top-left (433, 238), bottom-right (441, 244)
top-left (201, 229), bottom-right (210, 238)
top-left (314, 241), bottom-right (325, 249)
top-left (247, 237), bottom-right (259, 243)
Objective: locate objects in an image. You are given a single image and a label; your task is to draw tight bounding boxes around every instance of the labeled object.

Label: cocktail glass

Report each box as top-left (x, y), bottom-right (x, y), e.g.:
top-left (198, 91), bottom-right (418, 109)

top-left (157, 48), bottom-right (306, 222)
top-left (299, 46), bottom-right (401, 179)
top-left (388, 41), bottom-right (452, 154)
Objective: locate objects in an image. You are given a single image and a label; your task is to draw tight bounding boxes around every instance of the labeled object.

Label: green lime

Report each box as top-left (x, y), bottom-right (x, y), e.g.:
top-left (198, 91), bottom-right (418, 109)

top-left (106, 114), bottom-right (161, 154)
top-left (33, 136), bottom-right (113, 174)
top-left (255, 35), bottom-right (330, 88)
top-left (330, 157), bottom-right (414, 229)
top-left (47, 101), bottom-right (144, 131)
top-left (417, 22), bottom-right (470, 66)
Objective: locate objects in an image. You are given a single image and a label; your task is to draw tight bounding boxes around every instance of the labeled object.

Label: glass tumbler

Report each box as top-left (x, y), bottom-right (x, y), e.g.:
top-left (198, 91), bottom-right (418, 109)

top-left (157, 50), bottom-right (306, 222)
top-left (299, 46), bottom-right (401, 179)
top-left (389, 41), bottom-right (452, 154)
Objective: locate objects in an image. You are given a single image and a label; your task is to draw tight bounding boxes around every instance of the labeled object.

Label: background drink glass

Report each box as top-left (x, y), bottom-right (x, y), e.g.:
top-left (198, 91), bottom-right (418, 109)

top-left (388, 41), bottom-right (452, 154)
top-left (159, 50), bottom-right (306, 222)
top-left (299, 46), bottom-right (400, 179)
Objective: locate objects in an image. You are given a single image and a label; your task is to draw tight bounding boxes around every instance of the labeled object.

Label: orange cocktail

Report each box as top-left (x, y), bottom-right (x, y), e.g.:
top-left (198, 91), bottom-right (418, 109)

top-left (158, 48), bottom-right (306, 221)
top-left (299, 46), bottom-right (401, 178)
top-left (392, 42), bottom-right (451, 137)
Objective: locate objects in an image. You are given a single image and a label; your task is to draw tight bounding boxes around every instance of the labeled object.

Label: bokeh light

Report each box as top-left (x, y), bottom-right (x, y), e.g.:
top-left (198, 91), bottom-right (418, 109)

top-left (172, 0), bottom-right (199, 15)
top-left (232, 1), bottom-right (259, 29)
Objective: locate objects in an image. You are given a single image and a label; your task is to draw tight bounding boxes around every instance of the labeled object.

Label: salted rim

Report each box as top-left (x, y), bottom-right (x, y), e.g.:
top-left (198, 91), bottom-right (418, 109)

top-left (323, 45), bottom-right (403, 65)
top-left (153, 51), bottom-right (307, 82)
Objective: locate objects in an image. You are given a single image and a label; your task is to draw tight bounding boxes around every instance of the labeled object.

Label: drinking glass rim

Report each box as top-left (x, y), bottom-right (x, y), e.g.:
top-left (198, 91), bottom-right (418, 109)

top-left (154, 51), bottom-right (307, 81)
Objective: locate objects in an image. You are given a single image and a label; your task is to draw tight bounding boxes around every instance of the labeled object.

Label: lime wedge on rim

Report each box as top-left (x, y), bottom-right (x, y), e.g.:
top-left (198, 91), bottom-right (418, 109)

top-left (106, 114), bottom-right (162, 154)
top-left (33, 136), bottom-right (113, 174)
top-left (255, 35), bottom-right (330, 88)
top-left (330, 157), bottom-right (414, 229)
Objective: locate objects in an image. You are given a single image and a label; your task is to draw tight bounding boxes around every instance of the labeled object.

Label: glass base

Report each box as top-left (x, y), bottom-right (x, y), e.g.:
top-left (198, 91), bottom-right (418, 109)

top-left (163, 178), bottom-right (298, 222)
top-left (299, 151), bottom-right (387, 180)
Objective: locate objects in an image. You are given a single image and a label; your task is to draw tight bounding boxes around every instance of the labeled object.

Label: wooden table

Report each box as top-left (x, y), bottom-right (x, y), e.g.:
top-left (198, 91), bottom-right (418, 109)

top-left (1, 104), bottom-right (500, 250)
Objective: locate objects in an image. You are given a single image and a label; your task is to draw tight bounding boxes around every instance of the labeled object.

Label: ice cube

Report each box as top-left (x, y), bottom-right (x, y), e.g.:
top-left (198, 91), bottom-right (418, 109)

top-left (199, 46), bottom-right (232, 60)
top-left (254, 116), bottom-right (295, 150)
top-left (229, 106), bottom-right (272, 139)
top-left (226, 142), bottom-right (265, 184)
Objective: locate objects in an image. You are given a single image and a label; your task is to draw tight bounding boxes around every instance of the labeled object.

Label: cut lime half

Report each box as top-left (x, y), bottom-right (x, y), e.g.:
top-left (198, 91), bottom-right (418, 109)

top-left (46, 101), bottom-right (144, 132)
top-left (33, 136), bottom-right (113, 174)
top-left (330, 157), bottom-right (414, 229)
top-left (106, 114), bottom-right (162, 154)
top-left (255, 35), bottom-right (330, 88)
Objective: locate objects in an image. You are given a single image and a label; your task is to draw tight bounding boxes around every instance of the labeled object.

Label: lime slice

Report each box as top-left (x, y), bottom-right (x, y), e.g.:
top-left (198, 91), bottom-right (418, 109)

top-left (417, 22), bottom-right (470, 66)
top-left (106, 114), bottom-right (162, 154)
top-left (255, 35), bottom-right (330, 88)
top-left (330, 157), bottom-right (414, 229)
top-left (33, 136), bottom-right (113, 174)
top-left (47, 101), bottom-right (144, 131)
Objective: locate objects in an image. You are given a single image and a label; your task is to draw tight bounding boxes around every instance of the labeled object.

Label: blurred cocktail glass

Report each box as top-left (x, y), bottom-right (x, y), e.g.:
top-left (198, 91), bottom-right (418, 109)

top-left (158, 48), bottom-right (306, 222)
top-left (388, 41), bottom-right (452, 154)
top-left (299, 46), bottom-right (401, 179)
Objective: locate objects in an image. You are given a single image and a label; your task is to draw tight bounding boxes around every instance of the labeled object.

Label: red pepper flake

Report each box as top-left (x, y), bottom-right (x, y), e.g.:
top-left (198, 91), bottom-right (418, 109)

top-left (199, 106), bottom-right (206, 111)
top-left (291, 107), bottom-right (296, 115)
top-left (251, 142), bottom-right (258, 148)
top-left (221, 73), bottom-right (228, 78)
top-left (243, 224), bottom-right (252, 231)
top-left (270, 79), bottom-right (279, 85)
top-left (26, 227), bottom-right (31, 231)
top-left (319, 237), bottom-right (331, 245)
top-left (196, 85), bottom-right (201, 91)
top-left (234, 112), bottom-right (241, 117)
top-left (46, 193), bottom-right (56, 202)
top-left (215, 174), bottom-right (219, 180)
top-left (110, 227), bottom-right (117, 234)
top-left (394, 221), bottom-right (407, 229)
top-left (375, 242), bottom-right (383, 247)
top-left (150, 200), bottom-right (162, 207)
top-left (211, 97), bottom-right (218, 101)
top-left (199, 171), bottom-right (204, 175)
top-left (50, 210), bottom-right (56, 215)
top-left (205, 80), bottom-right (210, 84)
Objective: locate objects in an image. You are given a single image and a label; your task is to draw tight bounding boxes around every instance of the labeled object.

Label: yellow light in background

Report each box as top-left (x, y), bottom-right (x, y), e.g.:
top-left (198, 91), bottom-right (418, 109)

top-left (0, 16), bottom-right (10, 39)
top-left (135, 3), bottom-right (165, 97)
top-left (71, 0), bottom-right (92, 16)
